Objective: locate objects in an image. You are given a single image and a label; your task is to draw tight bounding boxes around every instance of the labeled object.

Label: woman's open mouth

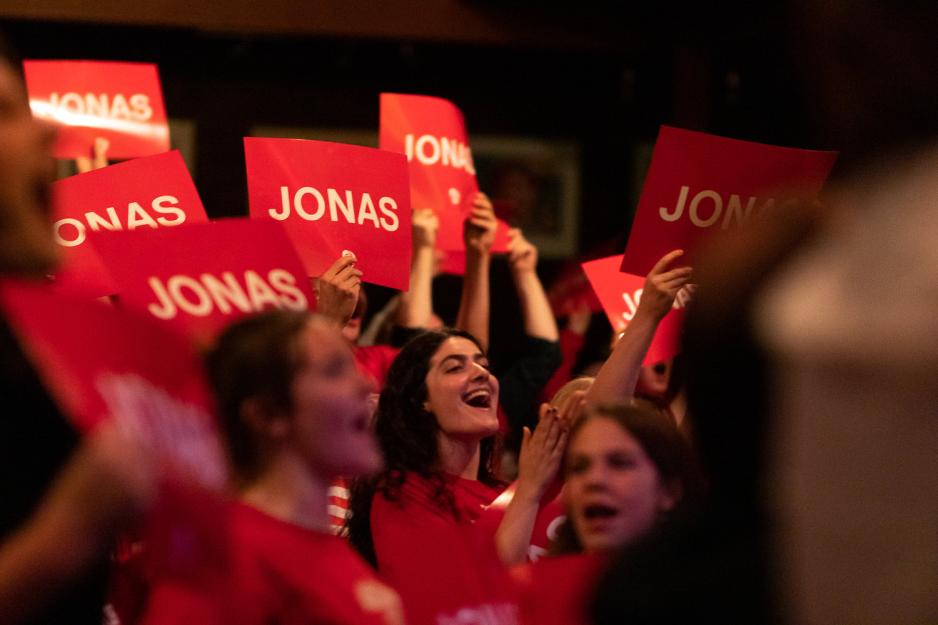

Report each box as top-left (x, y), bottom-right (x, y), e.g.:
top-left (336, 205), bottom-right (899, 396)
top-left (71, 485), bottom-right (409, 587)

top-left (462, 387), bottom-right (492, 409)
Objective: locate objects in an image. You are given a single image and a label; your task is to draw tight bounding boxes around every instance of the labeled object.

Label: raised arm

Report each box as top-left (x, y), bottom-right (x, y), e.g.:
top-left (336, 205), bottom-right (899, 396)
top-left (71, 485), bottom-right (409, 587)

top-left (585, 249), bottom-right (692, 406)
top-left (455, 193), bottom-right (496, 350)
top-left (397, 208), bottom-right (438, 330)
top-left (494, 403), bottom-right (568, 565)
top-left (507, 228), bottom-right (559, 342)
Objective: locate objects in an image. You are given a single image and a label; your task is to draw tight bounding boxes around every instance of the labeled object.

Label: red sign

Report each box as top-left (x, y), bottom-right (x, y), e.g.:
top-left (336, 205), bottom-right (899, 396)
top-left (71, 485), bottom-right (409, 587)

top-left (582, 255), bottom-right (688, 365)
top-left (620, 126), bottom-right (838, 276)
top-left (379, 93), bottom-right (509, 264)
top-left (380, 93), bottom-right (476, 251)
top-left (90, 219), bottom-right (314, 344)
top-left (244, 137), bottom-right (412, 291)
top-left (50, 150), bottom-right (207, 297)
top-left (23, 60), bottom-right (170, 159)
top-left (0, 279), bottom-right (226, 489)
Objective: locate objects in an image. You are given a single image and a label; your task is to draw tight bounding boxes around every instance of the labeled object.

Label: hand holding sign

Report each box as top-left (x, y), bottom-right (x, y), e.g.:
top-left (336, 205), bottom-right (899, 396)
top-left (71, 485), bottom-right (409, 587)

top-left (316, 252), bottom-right (363, 328)
top-left (637, 249), bottom-right (693, 322)
top-left (412, 208), bottom-right (439, 250)
top-left (582, 251), bottom-right (691, 393)
top-left (380, 93), bottom-right (477, 252)
top-left (75, 137), bottom-right (110, 173)
top-left (464, 192), bottom-right (498, 255)
top-left (507, 227), bottom-right (538, 274)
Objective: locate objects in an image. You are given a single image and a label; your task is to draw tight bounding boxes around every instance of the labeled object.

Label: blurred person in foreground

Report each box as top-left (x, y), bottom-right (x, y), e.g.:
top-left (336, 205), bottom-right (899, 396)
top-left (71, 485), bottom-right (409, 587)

top-left (0, 36), bottom-right (156, 625)
top-left (592, 2), bottom-right (938, 624)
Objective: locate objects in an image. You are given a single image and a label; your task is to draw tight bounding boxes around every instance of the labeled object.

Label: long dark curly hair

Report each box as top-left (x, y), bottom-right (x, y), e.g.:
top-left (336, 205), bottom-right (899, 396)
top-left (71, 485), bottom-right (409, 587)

top-left (345, 328), bottom-right (503, 567)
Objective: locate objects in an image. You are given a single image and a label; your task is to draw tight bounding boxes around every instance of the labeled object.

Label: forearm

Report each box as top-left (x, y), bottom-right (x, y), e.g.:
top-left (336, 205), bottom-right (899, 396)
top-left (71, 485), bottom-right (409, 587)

top-left (512, 269), bottom-right (559, 342)
top-left (494, 484), bottom-right (541, 566)
top-left (0, 502), bottom-right (109, 623)
top-left (456, 249), bottom-right (491, 349)
top-left (397, 246), bottom-right (435, 328)
top-left (586, 310), bottom-right (661, 406)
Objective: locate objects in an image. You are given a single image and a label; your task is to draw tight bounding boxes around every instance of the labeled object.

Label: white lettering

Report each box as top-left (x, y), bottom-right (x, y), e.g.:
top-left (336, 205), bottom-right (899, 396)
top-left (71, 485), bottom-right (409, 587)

top-left (84, 207), bottom-right (121, 232)
top-left (129, 94), bottom-right (153, 121)
top-left (415, 135), bottom-right (440, 166)
top-left (53, 218), bottom-right (86, 247)
top-left (47, 92), bottom-right (155, 121)
top-left (327, 188), bottom-right (356, 224)
top-left (660, 185), bottom-right (781, 231)
top-left (688, 189), bottom-right (722, 228)
top-left (169, 275), bottom-right (213, 317)
top-left (270, 186), bottom-right (291, 220)
top-left (277, 186), bottom-right (401, 232)
top-left (200, 272), bottom-right (252, 315)
top-left (151, 196), bottom-right (186, 226)
top-left (146, 269), bottom-right (307, 320)
top-left (244, 270), bottom-right (282, 311)
top-left (294, 186), bottom-right (326, 221)
top-left (126, 202), bottom-right (159, 230)
top-left (659, 185), bottom-right (689, 222)
top-left (378, 196), bottom-right (399, 231)
top-left (357, 192), bottom-right (380, 227)
top-left (268, 269), bottom-right (308, 310)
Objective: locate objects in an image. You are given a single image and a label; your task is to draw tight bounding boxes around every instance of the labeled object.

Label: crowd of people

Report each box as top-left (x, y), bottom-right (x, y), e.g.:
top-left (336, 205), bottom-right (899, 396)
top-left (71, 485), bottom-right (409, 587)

top-left (2, 2), bottom-right (938, 624)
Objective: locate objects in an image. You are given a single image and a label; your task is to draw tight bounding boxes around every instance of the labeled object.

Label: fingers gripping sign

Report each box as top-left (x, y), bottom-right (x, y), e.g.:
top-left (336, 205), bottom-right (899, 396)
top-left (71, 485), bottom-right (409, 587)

top-left (507, 227), bottom-right (538, 274)
top-left (75, 136), bottom-right (110, 174)
top-left (464, 192), bottom-right (497, 255)
top-left (316, 252), bottom-right (363, 327)
top-left (412, 208), bottom-right (439, 250)
top-left (636, 249), bottom-right (693, 322)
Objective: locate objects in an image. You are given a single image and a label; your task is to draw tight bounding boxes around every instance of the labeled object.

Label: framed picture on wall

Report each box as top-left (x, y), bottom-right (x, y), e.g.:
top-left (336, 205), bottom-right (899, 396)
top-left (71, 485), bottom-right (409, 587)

top-left (250, 126), bottom-right (581, 257)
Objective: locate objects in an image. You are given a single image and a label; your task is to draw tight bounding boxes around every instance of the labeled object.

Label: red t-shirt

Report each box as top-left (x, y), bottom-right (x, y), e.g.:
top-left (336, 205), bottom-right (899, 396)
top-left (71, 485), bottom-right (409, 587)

top-left (478, 483), bottom-right (567, 563)
top-left (371, 473), bottom-right (519, 625)
top-left (143, 502), bottom-right (403, 625)
top-left (512, 553), bottom-right (606, 625)
top-left (354, 345), bottom-right (399, 392)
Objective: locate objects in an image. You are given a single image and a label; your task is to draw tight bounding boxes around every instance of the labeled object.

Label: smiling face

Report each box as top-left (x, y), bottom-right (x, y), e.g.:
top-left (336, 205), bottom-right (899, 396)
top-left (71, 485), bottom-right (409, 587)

top-left (564, 416), bottom-right (677, 553)
top-left (0, 60), bottom-right (59, 275)
top-left (422, 336), bottom-right (500, 441)
top-left (287, 321), bottom-right (381, 478)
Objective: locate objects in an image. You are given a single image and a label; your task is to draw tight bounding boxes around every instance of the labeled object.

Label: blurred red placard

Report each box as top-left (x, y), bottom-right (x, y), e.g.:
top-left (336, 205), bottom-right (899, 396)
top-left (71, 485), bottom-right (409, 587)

top-left (620, 126), bottom-right (837, 276)
top-left (24, 60), bottom-right (170, 159)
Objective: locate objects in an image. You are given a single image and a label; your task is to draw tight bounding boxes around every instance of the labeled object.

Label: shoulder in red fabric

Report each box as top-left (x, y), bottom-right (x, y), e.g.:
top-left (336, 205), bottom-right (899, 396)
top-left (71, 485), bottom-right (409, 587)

top-left (371, 472), bottom-right (517, 625)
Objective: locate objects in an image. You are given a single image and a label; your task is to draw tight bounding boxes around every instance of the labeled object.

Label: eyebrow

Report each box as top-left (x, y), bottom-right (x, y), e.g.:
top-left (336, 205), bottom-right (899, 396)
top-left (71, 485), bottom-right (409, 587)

top-left (438, 353), bottom-right (485, 368)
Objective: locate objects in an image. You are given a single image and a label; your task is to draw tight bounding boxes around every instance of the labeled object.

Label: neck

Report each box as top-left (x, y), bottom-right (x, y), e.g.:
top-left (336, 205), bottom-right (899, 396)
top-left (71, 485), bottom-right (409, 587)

top-left (240, 452), bottom-right (330, 532)
top-left (436, 433), bottom-right (483, 480)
